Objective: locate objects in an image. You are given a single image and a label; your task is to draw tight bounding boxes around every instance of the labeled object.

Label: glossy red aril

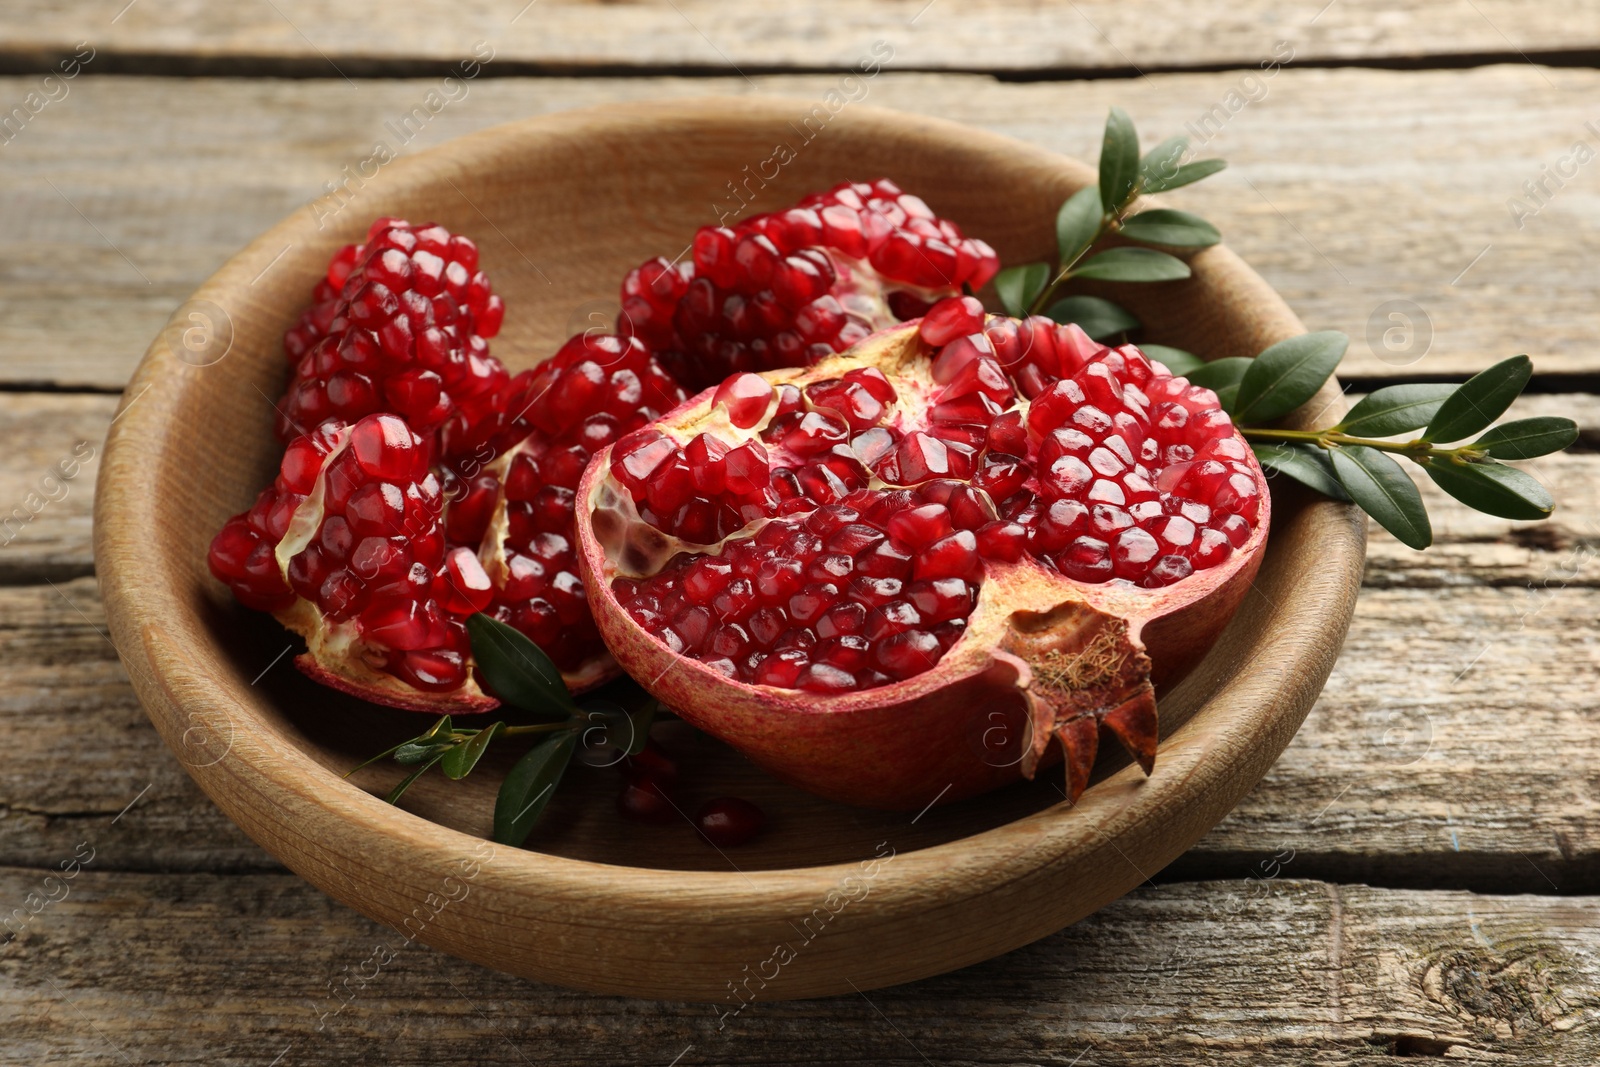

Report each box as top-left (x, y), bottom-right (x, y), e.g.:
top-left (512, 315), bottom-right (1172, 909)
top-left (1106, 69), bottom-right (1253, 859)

top-left (577, 318), bottom-right (1271, 809)
top-left (618, 180), bottom-right (998, 391)
top-left (617, 775), bottom-right (678, 824)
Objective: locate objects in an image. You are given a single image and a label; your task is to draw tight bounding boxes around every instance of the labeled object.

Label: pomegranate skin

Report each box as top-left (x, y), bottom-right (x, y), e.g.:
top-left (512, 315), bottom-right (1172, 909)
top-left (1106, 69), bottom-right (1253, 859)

top-left (577, 323), bottom-right (1270, 810)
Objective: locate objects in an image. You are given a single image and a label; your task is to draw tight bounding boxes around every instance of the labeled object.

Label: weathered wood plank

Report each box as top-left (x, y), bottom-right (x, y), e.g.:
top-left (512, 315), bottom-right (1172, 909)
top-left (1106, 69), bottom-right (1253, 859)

top-left (0, 394), bottom-right (112, 583)
top-left (2, 0), bottom-right (1591, 74)
top-left (2, 870), bottom-right (1595, 1063)
top-left (0, 66), bottom-right (1594, 390)
top-left (4, 564), bottom-right (1596, 889)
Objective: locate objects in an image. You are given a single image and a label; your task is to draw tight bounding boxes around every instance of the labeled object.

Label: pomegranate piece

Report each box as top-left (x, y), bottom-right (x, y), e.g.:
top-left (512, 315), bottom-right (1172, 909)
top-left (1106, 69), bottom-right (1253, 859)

top-left (208, 414), bottom-right (495, 711)
top-left (474, 331), bottom-right (688, 679)
top-left (618, 179), bottom-right (999, 390)
top-left (578, 319), bottom-right (1271, 809)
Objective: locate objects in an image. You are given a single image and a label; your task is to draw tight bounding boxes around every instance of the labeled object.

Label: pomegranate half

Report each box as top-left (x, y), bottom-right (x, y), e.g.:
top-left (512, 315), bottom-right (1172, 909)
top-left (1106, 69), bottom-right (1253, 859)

top-left (577, 313), bottom-right (1270, 809)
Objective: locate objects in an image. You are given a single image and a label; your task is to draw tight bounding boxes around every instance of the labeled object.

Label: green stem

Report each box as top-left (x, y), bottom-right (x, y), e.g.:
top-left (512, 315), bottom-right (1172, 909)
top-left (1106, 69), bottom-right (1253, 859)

top-left (1027, 212), bottom-right (1120, 317)
top-left (480, 721), bottom-right (576, 740)
top-left (1241, 426), bottom-right (1487, 463)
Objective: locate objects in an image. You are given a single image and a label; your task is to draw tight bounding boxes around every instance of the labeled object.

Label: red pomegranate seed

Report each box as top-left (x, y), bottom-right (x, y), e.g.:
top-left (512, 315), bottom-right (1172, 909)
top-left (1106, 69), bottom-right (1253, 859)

top-left (696, 797), bottom-right (765, 846)
top-left (617, 775), bottom-right (678, 824)
top-left (713, 372), bottom-right (775, 427)
top-left (919, 295), bottom-right (987, 346)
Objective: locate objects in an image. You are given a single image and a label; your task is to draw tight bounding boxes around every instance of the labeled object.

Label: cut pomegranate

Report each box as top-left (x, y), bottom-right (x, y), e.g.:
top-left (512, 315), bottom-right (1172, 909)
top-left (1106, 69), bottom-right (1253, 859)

top-left (208, 413), bottom-right (497, 711)
top-left (619, 180), bottom-right (999, 391)
top-left (577, 313), bottom-right (1270, 809)
top-left (213, 223), bottom-right (690, 711)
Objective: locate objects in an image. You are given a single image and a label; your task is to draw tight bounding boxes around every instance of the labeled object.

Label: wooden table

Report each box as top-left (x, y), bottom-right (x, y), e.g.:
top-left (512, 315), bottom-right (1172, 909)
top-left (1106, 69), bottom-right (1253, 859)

top-left (4, 4), bottom-right (1598, 1063)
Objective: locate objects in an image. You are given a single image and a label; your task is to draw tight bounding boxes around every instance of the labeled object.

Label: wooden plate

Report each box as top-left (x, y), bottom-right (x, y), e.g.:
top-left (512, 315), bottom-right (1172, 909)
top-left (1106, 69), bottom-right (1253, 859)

top-left (95, 97), bottom-right (1365, 1001)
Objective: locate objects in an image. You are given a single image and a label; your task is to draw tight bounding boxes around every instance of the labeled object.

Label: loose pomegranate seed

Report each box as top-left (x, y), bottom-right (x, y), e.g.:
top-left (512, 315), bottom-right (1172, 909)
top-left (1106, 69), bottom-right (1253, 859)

top-left (623, 740), bottom-right (679, 785)
top-left (607, 319), bottom-right (1264, 697)
top-left (618, 179), bottom-right (999, 391)
top-left (618, 775), bottom-right (679, 824)
top-left (696, 797), bottom-right (765, 847)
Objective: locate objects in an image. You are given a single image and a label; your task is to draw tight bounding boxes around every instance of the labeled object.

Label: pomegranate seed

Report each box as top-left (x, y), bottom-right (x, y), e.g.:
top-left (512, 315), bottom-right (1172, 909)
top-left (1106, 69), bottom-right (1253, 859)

top-left (713, 372), bottom-right (775, 427)
top-left (697, 797), bottom-right (765, 847)
top-left (618, 776), bottom-right (678, 824)
top-left (919, 295), bottom-right (986, 346)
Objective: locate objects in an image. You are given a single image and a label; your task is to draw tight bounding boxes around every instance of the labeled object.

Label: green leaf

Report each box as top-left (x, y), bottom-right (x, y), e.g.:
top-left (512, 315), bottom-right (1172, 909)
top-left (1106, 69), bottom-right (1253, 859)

top-left (1185, 357), bottom-right (1254, 412)
top-left (573, 701), bottom-right (635, 766)
top-left (1055, 187), bottom-right (1104, 267)
top-left (1073, 247), bottom-right (1191, 283)
top-left (1425, 458), bottom-right (1554, 520)
top-left (493, 730), bottom-right (578, 847)
top-left (1251, 443), bottom-right (1351, 501)
top-left (386, 751), bottom-right (446, 806)
top-left (1232, 331), bottom-right (1349, 426)
top-left (1330, 446), bottom-right (1432, 549)
top-left (395, 738), bottom-right (455, 766)
top-left (389, 713), bottom-right (457, 765)
top-left (1044, 295), bottom-right (1140, 340)
top-left (1423, 355), bottom-right (1533, 443)
top-left (1138, 135), bottom-right (1188, 190)
top-left (995, 262), bottom-right (1051, 317)
top-left (441, 721), bottom-right (504, 780)
top-left (1099, 107), bottom-right (1141, 215)
top-left (1140, 344), bottom-right (1205, 376)
top-left (625, 702), bottom-right (657, 757)
top-left (1118, 209), bottom-right (1221, 248)
top-left (1471, 416), bottom-right (1579, 460)
top-left (466, 613), bottom-right (577, 716)
top-left (1141, 158), bottom-right (1227, 194)
top-left (345, 739), bottom-right (409, 779)
top-left (1335, 384), bottom-right (1457, 438)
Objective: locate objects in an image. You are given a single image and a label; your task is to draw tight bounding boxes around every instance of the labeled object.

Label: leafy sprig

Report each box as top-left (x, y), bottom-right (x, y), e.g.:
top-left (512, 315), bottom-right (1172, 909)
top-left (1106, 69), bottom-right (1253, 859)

top-left (994, 107), bottom-right (1227, 360)
top-left (1224, 344), bottom-right (1573, 548)
top-left (1018, 109), bottom-right (1577, 548)
top-left (347, 614), bottom-right (655, 846)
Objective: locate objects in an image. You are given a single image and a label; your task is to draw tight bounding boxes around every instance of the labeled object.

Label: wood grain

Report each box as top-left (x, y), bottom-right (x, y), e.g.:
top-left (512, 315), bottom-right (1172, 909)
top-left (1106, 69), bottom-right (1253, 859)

top-left (2, 868), bottom-right (1596, 1064)
top-left (0, 394), bottom-right (113, 583)
top-left (1, 0), bottom-right (1591, 73)
top-left (1, 66), bottom-right (1595, 390)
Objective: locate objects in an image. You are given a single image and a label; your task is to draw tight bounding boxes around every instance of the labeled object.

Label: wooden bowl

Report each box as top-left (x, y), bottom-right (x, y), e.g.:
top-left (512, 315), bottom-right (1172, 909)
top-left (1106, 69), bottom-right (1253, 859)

top-left (95, 98), bottom-right (1365, 1000)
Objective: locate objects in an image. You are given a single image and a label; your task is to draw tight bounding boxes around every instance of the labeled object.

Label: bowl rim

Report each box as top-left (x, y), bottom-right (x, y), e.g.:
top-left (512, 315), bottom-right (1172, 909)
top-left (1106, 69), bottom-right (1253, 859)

top-left (94, 95), bottom-right (1366, 998)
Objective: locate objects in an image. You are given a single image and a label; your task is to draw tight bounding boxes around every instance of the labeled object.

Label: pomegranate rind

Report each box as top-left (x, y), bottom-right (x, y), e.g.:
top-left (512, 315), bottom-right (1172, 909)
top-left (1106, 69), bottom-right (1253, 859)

top-left (576, 323), bottom-right (1271, 810)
